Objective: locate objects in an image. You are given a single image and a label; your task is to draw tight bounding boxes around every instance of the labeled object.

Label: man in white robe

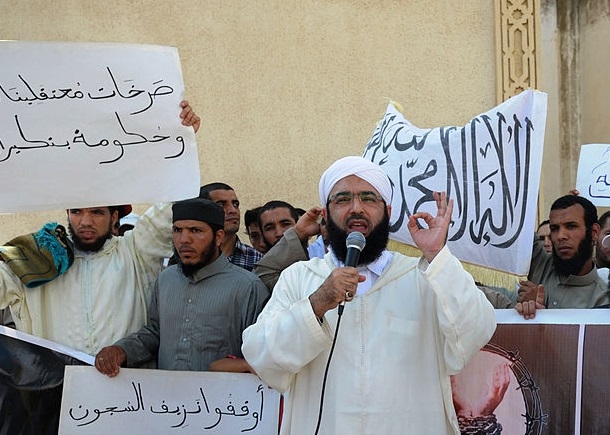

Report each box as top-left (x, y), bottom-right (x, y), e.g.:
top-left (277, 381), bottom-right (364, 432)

top-left (242, 156), bottom-right (496, 435)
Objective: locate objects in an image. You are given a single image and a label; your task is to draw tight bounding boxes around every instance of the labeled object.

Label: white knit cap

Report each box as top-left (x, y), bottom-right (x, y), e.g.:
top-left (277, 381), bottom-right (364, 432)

top-left (318, 156), bottom-right (392, 205)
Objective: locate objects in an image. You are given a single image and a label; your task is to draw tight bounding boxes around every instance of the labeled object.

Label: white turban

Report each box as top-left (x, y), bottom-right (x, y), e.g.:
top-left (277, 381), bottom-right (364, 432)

top-left (318, 156), bottom-right (392, 205)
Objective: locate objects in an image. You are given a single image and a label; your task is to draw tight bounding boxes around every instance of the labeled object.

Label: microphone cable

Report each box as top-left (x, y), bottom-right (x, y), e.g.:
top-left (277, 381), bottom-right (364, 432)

top-left (313, 232), bottom-right (363, 434)
top-left (313, 303), bottom-right (345, 435)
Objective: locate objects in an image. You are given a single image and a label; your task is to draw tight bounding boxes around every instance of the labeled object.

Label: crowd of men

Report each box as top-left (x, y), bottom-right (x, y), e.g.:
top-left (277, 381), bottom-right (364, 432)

top-left (0, 102), bottom-right (608, 434)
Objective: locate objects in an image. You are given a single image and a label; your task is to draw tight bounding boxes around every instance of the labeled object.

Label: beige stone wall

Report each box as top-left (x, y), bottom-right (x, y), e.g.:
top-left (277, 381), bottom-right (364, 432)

top-left (580, 1), bottom-right (610, 146)
top-left (537, 0), bottom-right (610, 216)
top-left (0, 1), bottom-right (496, 242)
top-left (539, 0), bottom-right (562, 217)
top-left (580, 2), bottom-right (610, 217)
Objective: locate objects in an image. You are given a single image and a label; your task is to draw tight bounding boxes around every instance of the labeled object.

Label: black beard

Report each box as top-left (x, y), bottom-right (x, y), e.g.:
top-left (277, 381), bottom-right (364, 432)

top-left (552, 230), bottom-right (594, 276)
top-left (68, 222), bottom-right (112, 252)
top-left (180, 261), bottom-right (206, 278)
top-left (177, 235), bottom-right (219, 277)
top-left (326, 209), bottom-right (390, 266)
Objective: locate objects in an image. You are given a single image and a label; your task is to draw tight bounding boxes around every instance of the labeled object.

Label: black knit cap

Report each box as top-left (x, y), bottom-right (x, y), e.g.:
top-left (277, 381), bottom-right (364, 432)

top-left (172, 198), bottom-right (225, 227)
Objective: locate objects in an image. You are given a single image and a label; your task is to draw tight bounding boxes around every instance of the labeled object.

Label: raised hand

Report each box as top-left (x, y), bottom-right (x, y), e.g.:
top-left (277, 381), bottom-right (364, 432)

top-left (294, 206), bottom-right (323, 243)
top-left (179, 100), bottom-right (201, 133)
top-left (407, 191), bottom-right (453, 262)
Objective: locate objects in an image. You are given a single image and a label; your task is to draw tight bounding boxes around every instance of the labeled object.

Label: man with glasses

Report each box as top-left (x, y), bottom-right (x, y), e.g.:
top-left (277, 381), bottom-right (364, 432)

top-left (242, 156), bottom-right (496, 434)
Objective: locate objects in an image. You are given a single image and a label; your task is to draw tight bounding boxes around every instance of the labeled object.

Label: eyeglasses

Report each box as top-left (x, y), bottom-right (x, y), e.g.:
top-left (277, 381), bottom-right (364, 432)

top-left (329, 191), bottom-right (384, 206)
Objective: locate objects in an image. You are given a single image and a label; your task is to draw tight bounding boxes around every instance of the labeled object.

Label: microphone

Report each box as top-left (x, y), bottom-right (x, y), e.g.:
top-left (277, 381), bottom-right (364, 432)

top-left (338, 232), bottom-right (366, 315)
top-left (344, 231), bottom-right (366, 267)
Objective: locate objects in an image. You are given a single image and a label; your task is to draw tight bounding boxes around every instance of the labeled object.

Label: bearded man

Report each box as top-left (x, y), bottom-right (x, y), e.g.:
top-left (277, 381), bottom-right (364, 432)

top-left (0, 100), bottom-right (200, 357)
top-left (516, 194), bottom-right (610, 319)
top-left (242, 156), bottom-right (496, 435)
top-left (0, 101), bottom-right (200, 434)
top-left (95, 198), bottom-right (269, 375)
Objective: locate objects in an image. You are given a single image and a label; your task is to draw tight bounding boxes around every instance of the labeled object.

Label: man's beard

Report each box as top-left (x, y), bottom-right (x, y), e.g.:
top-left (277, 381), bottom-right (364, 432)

top-left (552, 230), bottom-right (594, 276)
top-left (178, 236), bottom-right (218, 277)
top-left (326, 209), bottom-right (390, 266)
top-left (68, 223), bottom-right (112, 252)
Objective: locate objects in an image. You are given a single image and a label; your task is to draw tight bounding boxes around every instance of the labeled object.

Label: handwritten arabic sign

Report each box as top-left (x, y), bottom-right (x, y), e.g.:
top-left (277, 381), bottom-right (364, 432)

top-left (0, 41), bottom-right (200, 213)
top-left (59, 367), bottom-right (280, 434)
top-left (575, 143), bottom-right (610, 207)
top-left (363, 89), bottom-right (547, 275)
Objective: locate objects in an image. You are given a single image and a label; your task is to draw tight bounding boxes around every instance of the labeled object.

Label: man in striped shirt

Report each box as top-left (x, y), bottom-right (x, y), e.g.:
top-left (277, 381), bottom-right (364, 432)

top-left (94, 198), bottom-right (269, 375)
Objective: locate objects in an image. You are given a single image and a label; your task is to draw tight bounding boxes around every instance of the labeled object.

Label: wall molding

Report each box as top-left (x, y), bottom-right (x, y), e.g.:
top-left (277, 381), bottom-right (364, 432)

top-left (495, 0), bottom-right (542, 103)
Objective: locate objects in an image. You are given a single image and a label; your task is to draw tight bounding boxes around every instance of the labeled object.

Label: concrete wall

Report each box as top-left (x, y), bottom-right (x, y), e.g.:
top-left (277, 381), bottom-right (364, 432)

top-left (0, 1), bottom-right (496, 242)
top-left (539, 0), bottom-right (562, 216)
top-left (580, 0), bottom-right (610, 146)
top-left (538, 0), bottom-right (610, 217)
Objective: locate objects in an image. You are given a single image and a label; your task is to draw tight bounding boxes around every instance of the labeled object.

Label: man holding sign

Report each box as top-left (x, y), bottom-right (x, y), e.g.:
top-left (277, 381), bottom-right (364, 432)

top-left (94, 198), bottom-right (269, 375)
top-left (0, 100), bottom-right (199, 432)
top-left (0, 101), bottom-right (199, 357)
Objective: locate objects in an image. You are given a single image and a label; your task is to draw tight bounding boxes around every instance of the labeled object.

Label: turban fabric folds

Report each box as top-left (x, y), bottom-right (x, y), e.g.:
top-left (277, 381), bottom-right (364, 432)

top-left (318, 156), bottom-right (392, 205)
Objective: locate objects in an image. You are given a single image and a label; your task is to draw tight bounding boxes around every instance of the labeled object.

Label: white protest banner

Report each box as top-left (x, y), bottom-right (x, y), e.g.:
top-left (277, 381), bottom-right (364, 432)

top-left (575, 143), bottom-right (610, 207)
top-left (363, 89), bottom-right (547, 275)
top-left (59, 367), bottom-right (280, 435)
top-left (0, 324), bottom-right (94, 365)
top-left (0, 41), bottom-right (200, 213)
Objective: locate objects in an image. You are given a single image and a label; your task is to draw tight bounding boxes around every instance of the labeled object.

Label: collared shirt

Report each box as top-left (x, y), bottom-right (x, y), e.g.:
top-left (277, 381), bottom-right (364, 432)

top-left (116, 253), bottom-right (270, 371)
top-left (329, 248), bottom-right (394, 295)
top-left (536, 264), bottom-right (610, 308)
top-left (307, 235), bottom-right (327, 259)
top-left (228, 237), bottom-right (263, 271)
